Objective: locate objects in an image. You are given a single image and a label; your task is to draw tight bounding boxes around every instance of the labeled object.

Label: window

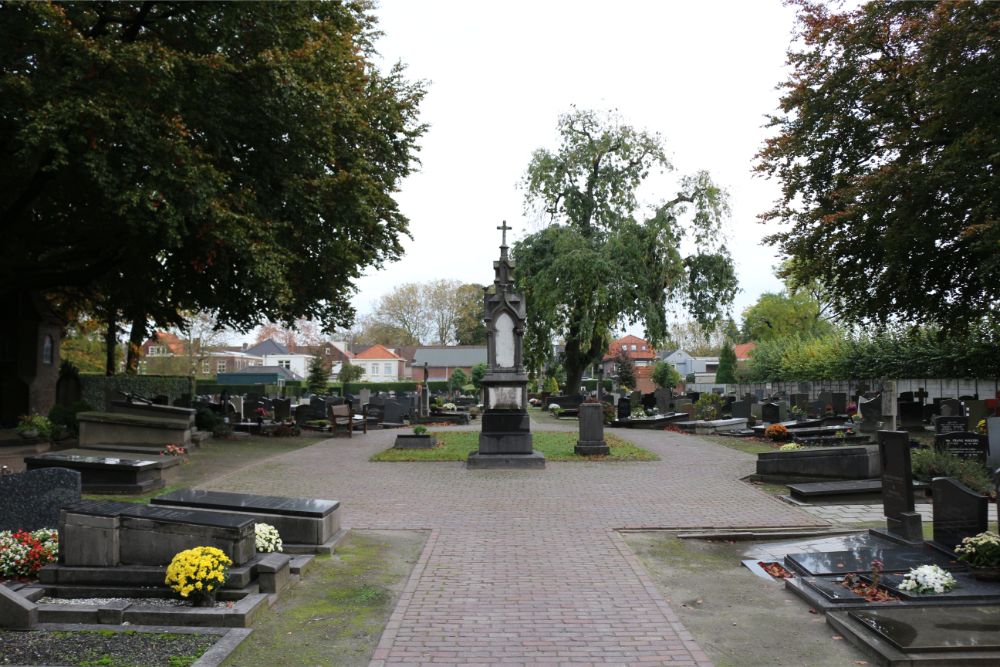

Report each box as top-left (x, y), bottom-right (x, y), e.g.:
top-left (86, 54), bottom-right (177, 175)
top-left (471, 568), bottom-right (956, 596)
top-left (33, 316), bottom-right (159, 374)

top-left (640, 345), bottom-right (647, 351)
top-left (384, 363), bottom-right (392, 376)
top-left (148, 345), bottom-right (165, 356)
top-left (705, 364), bottom-right (718, 372)
top-left (42, 335), bottom-right (53, 365)
top-left (278, 360), bottom-right (291, 370)
top-left (325, 347), bottom-right (330, 355)
top-left (201, 361), bottom-right (210, 374)
top-left (630, 344), bottom-right (637, 351)
top-left (217, 360), bottom-right (227, 373)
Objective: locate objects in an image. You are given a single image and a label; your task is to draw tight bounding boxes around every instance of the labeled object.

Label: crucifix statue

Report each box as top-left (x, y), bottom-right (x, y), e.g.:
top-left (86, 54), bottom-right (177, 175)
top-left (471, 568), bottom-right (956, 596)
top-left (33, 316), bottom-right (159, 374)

top-left (497, 220), bottom-right (511, 247)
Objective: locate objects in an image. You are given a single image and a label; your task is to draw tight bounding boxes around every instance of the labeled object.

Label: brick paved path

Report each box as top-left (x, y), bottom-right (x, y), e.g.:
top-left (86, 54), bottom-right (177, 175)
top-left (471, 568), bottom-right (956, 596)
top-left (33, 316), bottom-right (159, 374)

top-left (211, 422), bottom-right (827, 666)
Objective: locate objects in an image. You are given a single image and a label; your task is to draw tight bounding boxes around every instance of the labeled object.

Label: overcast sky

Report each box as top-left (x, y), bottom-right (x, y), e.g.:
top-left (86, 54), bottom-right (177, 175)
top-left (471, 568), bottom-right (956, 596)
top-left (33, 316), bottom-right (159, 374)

top-left (349, 0), bottom-right (801, 334)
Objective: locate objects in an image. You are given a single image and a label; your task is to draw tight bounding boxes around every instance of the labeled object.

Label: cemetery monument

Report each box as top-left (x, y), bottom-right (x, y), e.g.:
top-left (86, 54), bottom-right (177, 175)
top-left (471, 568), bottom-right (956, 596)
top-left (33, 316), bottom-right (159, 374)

top-left (468, 222), bottom-right (544, 469)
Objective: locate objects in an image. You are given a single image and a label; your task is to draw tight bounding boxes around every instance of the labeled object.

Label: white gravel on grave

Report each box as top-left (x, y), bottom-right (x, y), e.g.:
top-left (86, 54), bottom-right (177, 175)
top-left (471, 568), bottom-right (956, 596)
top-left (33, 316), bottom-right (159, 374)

top-left (38, 596), bottom-right (227, 607)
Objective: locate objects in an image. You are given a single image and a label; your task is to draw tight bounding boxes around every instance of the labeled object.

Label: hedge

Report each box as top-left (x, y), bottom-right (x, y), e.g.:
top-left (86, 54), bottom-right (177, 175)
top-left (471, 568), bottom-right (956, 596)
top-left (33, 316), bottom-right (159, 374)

top-left (81, 374), bottom-right (193, 411)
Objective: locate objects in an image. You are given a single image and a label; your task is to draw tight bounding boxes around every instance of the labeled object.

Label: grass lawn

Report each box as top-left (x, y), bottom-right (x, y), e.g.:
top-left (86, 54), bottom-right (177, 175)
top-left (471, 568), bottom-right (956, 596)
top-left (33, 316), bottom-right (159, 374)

top-left (696, 433), bottom-right (777, 456)
top-left (370, 430), bottom-right (658, 462)
top-left (82, 434), bottom-right (327, 503)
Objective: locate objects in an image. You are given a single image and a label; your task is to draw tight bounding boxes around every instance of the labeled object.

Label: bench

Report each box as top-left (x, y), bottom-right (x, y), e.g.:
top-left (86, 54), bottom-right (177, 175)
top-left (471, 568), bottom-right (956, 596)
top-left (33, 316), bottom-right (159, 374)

top-left (329, 403), bottom-right (367, 437)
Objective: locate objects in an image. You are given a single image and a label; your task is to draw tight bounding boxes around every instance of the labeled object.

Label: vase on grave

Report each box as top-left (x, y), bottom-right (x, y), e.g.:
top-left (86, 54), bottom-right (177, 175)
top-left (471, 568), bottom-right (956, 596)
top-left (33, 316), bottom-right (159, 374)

top-left (468, 222), bottom-right (544, 469)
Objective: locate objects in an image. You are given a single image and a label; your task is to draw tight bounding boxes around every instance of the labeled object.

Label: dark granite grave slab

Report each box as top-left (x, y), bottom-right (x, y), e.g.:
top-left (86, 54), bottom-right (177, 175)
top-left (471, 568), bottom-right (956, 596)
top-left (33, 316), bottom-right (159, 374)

top-left (152, 489), bottom-right (338, 519)
top-left (849, 606), bottom-right (1000, 652)
top-left (0, 467), bottom-right (81, 531)
top-left (935, 415), bottom-right (967, 434)
top-left (799, 575), bottom-right (871, 604)
top-left (785, 544), bottom-right (960, 576)
top-left (25, 451), bottom-right (178, 494)
top-left (788, 478), bottom-right (927, 501)
top-left (878, 430), bottom-right (922, 542)
top-left (756, 446), bottom-right (879, 480)
top-left (879, 572), bottom-right (1000, 602)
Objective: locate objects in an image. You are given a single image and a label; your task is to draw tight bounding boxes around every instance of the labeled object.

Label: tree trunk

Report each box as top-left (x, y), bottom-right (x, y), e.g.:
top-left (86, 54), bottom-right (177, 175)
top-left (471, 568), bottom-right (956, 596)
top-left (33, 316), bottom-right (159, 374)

top-left (125, 313), bottom-right (146, 374)
top-left (104, 314), bottom-right (118, 376)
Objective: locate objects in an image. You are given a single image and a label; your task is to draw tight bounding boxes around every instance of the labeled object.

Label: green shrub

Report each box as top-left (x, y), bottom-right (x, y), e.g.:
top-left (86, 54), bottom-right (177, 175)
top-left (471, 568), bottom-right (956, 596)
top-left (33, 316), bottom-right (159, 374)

top-left (910, 448), bottom-right (992, 494)
top-left (695, 392), bottom-right (724, 420)
top-left (413, 425), bottom-right (428, 436)
top-left (48, 400), bottom-right (92, 436)
top-left (196, 408), bottom-right (221, 431)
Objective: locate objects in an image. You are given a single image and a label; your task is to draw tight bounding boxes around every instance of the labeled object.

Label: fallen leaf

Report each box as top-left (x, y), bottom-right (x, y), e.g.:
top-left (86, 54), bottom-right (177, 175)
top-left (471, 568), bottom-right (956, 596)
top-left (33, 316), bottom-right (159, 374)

top-left (832, 635), bottom-right (843, 640)
top-left (809, 609), bottom-right (818, 614)
top-left (853, 661), bottom-right (868, 665)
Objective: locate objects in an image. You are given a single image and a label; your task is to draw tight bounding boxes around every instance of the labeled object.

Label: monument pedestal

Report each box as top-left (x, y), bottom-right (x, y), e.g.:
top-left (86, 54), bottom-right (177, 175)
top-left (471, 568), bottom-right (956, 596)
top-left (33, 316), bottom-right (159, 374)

top-left (467, 451), bottom-right (546, 469)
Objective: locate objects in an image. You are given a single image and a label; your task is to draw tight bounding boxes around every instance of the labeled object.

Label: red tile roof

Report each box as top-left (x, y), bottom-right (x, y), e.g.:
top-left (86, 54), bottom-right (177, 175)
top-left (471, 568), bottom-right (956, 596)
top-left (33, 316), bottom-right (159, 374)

top-left (733, 342), bottom-right (757, 360)
top-left (354, 343), bottom-right (402, 360)
top-left (603, 335), bottom-right (657, 361)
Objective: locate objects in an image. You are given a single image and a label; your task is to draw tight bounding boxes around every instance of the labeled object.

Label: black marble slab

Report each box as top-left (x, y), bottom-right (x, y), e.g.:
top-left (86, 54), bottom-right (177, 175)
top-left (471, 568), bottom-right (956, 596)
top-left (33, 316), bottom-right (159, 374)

top-left (849, 606), bottom-right (1000, 652)
top-left (788, 479), bottom-right (928, 500)
top-left (62, 499), bottom-right (254, 529)
top-left (879, 572), bottom-right (1000, 602)
top-left (800, 575), bottom-right (872, 604)
top-left (25, 453), bottom-right (160, 470)
top-left (0, 467), bottom-right (81, 531)
top-left (786, 544), bottom-right (961, 576)
top-left (152, 489), bottom-right (339, 519)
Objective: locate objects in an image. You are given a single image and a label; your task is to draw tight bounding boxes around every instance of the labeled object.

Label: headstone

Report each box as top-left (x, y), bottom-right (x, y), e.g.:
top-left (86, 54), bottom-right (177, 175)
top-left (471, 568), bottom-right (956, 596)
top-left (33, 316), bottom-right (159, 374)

top-left (309, 396), bottom-right (326, 420)
top-left (790, 393), bottom-right (809, 412)
top-left (678, 402), bottom-right (696, 417)
top-left (243, 399), bottom-right (262, 421)
top-left (272, 397), bottom-right (291, 421)
top-left (617, 397), bottom-right (632, 420)
top-left (629, 390), bottom-right (642, 408)
top-left (750, 403), bottom-right (763, 420)
top-left (988, 416), bottom-right (1000, 468)
top-left (575, 402), bottom-right (609, 456)
top-left (817, 390), bottom-right (833, 411)
top-left (382, 399), bottom-right (406, 424)
top-left (641, 392), bottom-right (657, 411)
top-left (935, 415), bottom-right (968, 434)
top-left (965, 399), bottom-right (990, 433)
top-left (761, 402), bottom-right (781, 424)
top-left (730, 400), bottom-right (749, 420)
top-left (654, 388), bottom-right (672, 414)
top-left (877, 430), bottom-right (922, 542)
top-left (229, 395), bottom-right (243, 419)
top-left (0, 467), bottom-right (81, 531)
top-left (932, 477), bottom-right (988, 553)
top-left (934, 431), bottom-right (988, 464)
top-left (897, 401), bottom-right (924, 429)
top-left (940, 398), bottom-right (964, 417)
top-left (359, 388), bottom-right (371, 407)
top-left (754, 389), bottom-right (766, 401)
top-left (859, 394), bottom-right (882, 432)
top-left (831, 392), bottom-right (848, 414)
top-left (914, 387), bottom-right (929, 405)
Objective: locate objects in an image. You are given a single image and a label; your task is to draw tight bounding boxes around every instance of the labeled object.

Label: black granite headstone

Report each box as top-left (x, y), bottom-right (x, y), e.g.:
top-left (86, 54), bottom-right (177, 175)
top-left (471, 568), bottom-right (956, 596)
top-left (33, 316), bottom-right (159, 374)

top-left (272, 398), bottom-right (291, 421)
top-left (761, 402), bottom-right (780, 424)
top-left (878, 430), bottom-right (922, 541)
top-left (940, 398), bottom-right (964, 417)
top-left (935, 415), bottom-right (967, 434)
top-left (897, 401), bottom-right (923, 428)
top-left (617, 397), bottom-right (631, 420)
top-left (731, 400), bottom-right (749, 419)
top-left (932, 477), bottom-right (988, 553)
top-left (934, 431), bottom-right (988, 464)
top-left (0, 468), bottom-right (81, 531)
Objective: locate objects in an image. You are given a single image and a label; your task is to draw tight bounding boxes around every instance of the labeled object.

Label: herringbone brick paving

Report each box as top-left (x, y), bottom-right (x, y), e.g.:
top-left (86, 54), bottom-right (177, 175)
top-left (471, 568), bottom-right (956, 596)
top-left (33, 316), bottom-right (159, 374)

top-left (210, 421), bottom-right (828, 666)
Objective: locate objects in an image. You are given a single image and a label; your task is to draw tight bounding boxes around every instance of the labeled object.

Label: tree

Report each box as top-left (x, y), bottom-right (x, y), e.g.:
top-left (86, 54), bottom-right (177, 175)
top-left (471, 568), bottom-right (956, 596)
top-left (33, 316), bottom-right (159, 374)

top-left (425, 279), bottom-right (462, 345)
top-left (1, 2), bottom-right (426, 338)
top-left (515, 110), bottom-right (737, 392)
top-left (61, 317), bottom-right (118, 374)
top-left (666, 320), bottom-right (733, 356)
top-left (715, 343), bottom-right (737, 384)
top-left (306, 356), bottom-right (330, 395)
top-left (370, 284), bottom-right (431, 344)
top-left (453, 284), bottom-right (487, 345)
top-left (651, 360), bottom-right (681, 391)
top-left (470, 362), bottom-right (488, 390)
top-left (614, 349), bottom-right (636, 392)
top-left (741, 291), bottom-right (835, 343)
top-left (449, 368), bottom-right (467, 394)
top-left (255, 320), bottom-right (324, 352)
top-left (143, 311), bottom-right (231, 380)
top-left (337, 359), bottom-right (365, 385)
top-left (355, 314), bottom-right (421, 348)
top-left (756, 1), bottom-right (1000, 331)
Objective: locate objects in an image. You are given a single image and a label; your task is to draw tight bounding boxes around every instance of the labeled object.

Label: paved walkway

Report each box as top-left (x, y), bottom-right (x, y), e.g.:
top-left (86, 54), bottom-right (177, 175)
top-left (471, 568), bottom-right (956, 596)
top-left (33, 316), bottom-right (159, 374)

top-left (209, 421), bottom-right (828, 666)
top-left (798, 501), bottom-right (999, 524)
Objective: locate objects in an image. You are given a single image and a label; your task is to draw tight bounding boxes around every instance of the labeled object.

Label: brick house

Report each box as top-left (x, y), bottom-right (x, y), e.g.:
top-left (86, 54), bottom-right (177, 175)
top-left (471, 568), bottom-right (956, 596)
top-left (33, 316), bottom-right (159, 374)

top-left (352, 344), bottom-right (404, 382)
top-left (601, 335), bottom-right (658, 393)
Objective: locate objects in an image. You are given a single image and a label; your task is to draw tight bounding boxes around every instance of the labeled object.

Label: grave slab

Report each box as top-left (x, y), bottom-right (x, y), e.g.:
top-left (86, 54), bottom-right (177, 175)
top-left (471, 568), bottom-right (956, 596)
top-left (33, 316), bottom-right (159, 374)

top-left (785, 544), bottom-right (959, 576)
top-left (847, 606), bottom-right (1000, 653)
top-left (0, 467), bottom-right (81, 531)
top-left (24, 450), bottom-right (178, 494)
top-left (151, 489), bottom-right (341, 547)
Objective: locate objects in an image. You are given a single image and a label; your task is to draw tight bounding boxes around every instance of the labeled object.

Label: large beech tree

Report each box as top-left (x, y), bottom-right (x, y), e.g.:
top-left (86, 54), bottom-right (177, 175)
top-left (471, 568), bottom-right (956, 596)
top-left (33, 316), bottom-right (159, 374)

top-left (757, 1), bottom-right (1000, 330)
top-left (514, 109), bottom-right (737, 392)
top-left (0, 2), bottom-right (426, 356)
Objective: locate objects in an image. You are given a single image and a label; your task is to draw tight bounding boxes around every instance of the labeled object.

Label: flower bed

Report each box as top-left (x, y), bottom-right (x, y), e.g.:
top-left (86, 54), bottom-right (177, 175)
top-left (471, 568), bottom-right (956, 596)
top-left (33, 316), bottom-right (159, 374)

top-left (0, 528), bottom-right (58, 578)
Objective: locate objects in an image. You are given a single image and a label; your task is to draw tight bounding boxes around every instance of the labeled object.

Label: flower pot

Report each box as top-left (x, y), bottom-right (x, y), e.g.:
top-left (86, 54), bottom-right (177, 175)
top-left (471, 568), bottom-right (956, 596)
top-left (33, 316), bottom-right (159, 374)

top-left (192, 591), bottom-right (217, 607)
top-left (969, 565), bottom-right (1000, 582)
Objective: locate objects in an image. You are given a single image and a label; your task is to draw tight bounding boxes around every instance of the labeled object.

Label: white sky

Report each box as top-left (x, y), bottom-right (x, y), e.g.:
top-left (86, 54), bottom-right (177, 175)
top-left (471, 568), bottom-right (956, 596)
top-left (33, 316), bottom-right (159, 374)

top-left (350, 0), bottom-right (800, 334)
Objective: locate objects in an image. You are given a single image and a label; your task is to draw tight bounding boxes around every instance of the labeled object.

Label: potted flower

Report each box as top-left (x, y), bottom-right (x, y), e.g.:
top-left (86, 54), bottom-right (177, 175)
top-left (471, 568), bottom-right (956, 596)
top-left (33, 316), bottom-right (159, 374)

top-left (165, 546), bottom-right (231, 607)
top-left (955, 531), bottom-right (1000, 580)
top-left (255, 523), bottom-right (283, 553)
top-left (393, 424), bottom-right (436, 449)
top-left (16, 414), bottom-right (54, 441)
top-left (765, 424), bottom-right (790, 442)
top-left (898, 565), bottom-right (957, 594)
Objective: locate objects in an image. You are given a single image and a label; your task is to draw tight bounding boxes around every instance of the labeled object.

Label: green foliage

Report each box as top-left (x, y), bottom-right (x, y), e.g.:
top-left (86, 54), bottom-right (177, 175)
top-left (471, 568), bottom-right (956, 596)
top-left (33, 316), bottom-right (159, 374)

top-left (715, 343), bottom-right (737, 384)
top-left (81, 374), bottom-right (191, 411)
top-left (614, 349), bottom-right (636, 391)
top-left (412, 425), bottom-right (428, 436)
top-left (515, 109), bottom-right (737, 393)
top-left (684, 372), bottom-right (695, 384)
top-left (48, 401), bottom-right (92, 436)
top-left (453, 284), bottom-right (488, 345)
top-left (652, 360), bottom-right (681, 390)
top-left (695, 392), bottom-right (724, 421)
top-left (757, 1), bottom-right (1000, 331)
top-left (581, 378), bottom-right (613, 392)
top-left (16, 414), bottom-right (55, 438)
top-left (306, 356), bottom-right (330, 395)
top-left (448, 368), bottom-right (467, 393)
top-left (910, 448), bottom-right (992, 494)
top-left (470, 363), bottom-right (488, 390)
top-left (543, 376), bottom-right (560, 394)
top-left (741, 291), bottom-right (835, 343)
top-left (745, 324), bottom-right (1000, 381)
top-left (195, 408), bottom-right (221, 432)
top-left (337, 360), bottom-right (366, 385)
top-left (1, 2), bottom-right (426, 334)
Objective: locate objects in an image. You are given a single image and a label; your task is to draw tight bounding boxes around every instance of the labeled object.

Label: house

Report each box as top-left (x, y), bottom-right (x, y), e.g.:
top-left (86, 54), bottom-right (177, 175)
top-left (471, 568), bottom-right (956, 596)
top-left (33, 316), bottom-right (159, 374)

top-left (662, 349), bottom-right (720, 384)
top-left (297, 341), bottom-right (353, 378)
top-left (352, 344), bottom-right (404, 382)
top-left (411, 346), bottom-right (487, 383)
top-left (733, 342), bottom-right (757, 375)
top-left (216, 365), bottom-right (303, 387)
top-left (140, 331), bottom-right (264, 378)
top-left (601, 335), bottom-right (658, 393)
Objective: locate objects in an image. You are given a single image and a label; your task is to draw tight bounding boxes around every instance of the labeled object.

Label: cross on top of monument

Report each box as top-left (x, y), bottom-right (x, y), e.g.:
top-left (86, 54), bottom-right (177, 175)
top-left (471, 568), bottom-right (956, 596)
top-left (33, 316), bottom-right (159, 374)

top-left (497, 220), bottom-right (511, 246)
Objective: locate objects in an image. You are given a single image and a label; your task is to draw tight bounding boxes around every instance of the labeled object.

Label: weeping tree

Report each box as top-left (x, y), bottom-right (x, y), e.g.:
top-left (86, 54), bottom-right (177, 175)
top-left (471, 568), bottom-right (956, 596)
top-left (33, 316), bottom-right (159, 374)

top-left (514, 109), bottom-right (738, 392)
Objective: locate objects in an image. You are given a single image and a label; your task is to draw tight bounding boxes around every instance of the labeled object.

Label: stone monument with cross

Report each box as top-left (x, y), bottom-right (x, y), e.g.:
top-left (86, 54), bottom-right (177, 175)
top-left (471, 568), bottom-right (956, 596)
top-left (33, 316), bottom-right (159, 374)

top-left (467, 222), bottom-right (545, 469)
